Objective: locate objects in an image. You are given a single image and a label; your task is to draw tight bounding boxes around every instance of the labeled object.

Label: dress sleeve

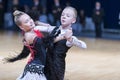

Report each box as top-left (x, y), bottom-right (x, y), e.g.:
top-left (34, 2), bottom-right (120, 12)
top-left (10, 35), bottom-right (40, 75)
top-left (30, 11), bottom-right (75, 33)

top-left (66, 36), bottom-right (87, 49)
top-left (34, 26), bottom-right (55, 33)
top-left (5, 45), bottom-right (30, 62)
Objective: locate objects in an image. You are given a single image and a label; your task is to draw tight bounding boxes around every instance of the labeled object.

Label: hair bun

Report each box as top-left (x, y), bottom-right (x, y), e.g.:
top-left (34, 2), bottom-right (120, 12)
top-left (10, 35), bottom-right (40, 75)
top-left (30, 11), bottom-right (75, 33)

top-left (13, 10), bottom-right (24, 16)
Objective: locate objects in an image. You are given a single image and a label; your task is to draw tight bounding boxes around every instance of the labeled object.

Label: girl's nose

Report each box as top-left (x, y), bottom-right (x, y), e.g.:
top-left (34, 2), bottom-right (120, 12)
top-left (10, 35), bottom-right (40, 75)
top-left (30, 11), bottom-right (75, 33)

top-left (30, 20), bottom-right (33, 24)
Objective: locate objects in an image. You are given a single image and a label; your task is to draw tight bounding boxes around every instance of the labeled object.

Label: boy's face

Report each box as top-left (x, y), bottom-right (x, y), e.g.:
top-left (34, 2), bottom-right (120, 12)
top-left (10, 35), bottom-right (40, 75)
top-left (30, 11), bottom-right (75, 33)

top-left (61, 8), bottom-right (76, 27)
top-left (95, 2), bottom-right (101, 10)
top-left (19, 14), bottom-right (35, 31)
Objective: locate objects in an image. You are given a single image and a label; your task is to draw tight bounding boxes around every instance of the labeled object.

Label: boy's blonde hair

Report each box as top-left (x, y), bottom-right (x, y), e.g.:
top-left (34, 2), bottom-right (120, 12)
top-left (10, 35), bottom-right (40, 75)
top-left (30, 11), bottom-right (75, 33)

top-left (64, 6), bottom-right (77, 18)
top-left (13, 10), bottom-right (25, 26)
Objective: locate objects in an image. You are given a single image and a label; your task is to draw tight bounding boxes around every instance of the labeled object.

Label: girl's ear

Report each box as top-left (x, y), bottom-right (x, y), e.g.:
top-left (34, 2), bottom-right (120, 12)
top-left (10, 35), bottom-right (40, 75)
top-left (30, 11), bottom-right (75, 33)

top-left (19, 26), bottom-right (24, 31)
top-left (72, 18), bottom-right (76, 23)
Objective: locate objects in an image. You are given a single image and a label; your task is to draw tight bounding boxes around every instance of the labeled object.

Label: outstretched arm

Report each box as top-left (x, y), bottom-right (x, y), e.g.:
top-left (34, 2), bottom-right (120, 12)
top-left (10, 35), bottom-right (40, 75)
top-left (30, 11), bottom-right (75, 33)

top-left (66, 36), bottom-right (87, 49)
top-left (58, 28), bottom-right (87, 49)
top-left (34, 21), bottom-right (65, 42)
top-left (4, 46), bottom-right (30, 62)
top-left (34, 21), bottom-right (55, 33)
top-left (35, 21), bottom-right (50, 26)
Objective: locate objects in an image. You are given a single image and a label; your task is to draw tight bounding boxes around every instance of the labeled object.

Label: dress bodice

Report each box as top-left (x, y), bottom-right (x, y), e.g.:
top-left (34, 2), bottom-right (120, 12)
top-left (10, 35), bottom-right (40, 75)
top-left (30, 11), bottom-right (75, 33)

top-left (29, 37), bottom-right (46, 65)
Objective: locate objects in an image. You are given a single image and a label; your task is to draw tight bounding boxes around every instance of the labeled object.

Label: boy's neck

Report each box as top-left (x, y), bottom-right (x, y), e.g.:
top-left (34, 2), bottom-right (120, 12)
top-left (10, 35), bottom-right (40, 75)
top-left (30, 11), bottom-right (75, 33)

top-left (61, 24), bottom-right (72, 29)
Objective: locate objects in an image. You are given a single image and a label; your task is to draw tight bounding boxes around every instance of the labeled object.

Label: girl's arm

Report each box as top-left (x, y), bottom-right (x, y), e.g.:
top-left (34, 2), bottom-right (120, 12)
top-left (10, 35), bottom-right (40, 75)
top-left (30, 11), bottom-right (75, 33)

top-left (34, 21), bottom-right (64, 42)
top-left (35, 21), bottom-right (50, 26)
top-left (4, 45), bottom-right (30, 62)
top-left (34, 21), bottom-right (55, 33)
top-left (34, 26), bottom-right (55, 33)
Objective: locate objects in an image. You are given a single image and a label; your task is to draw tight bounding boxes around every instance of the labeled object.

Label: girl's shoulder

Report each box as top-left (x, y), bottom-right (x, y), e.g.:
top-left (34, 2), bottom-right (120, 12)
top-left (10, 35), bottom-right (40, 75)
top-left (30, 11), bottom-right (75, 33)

top-left (24, 32), bottom-right (36, 44)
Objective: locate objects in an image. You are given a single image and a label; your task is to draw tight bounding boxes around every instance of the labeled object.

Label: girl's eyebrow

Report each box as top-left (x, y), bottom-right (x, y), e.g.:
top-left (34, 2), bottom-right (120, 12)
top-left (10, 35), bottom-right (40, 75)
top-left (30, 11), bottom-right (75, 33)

top-left (24, 18), bottom-right (29, 23)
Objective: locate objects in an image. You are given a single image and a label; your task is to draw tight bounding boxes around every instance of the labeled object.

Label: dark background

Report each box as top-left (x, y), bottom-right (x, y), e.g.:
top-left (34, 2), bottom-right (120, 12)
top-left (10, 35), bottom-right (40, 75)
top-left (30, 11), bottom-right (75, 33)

top-left (4, 0), bottom-right (120, 30)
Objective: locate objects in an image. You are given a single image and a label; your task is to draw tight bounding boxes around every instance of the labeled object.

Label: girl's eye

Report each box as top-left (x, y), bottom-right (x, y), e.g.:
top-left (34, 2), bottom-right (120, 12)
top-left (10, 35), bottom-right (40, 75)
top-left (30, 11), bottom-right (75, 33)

top-left (25, 17), bottom-right (31, 23)
top-left (25, 20), bottom-right (28, 23)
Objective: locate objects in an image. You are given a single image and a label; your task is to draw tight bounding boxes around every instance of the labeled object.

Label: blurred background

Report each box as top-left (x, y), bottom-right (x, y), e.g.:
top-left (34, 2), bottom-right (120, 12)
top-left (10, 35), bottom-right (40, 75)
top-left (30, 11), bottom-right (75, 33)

top-left (0, 0), bottom-right (120, 39)
top-left (0, 0), bottom-right (120, 80)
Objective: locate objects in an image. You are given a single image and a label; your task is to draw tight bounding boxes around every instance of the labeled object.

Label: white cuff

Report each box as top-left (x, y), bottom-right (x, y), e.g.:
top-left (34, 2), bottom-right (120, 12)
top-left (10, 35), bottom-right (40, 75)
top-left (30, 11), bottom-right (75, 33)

top-left (66, 36), bottom-right (87, 49)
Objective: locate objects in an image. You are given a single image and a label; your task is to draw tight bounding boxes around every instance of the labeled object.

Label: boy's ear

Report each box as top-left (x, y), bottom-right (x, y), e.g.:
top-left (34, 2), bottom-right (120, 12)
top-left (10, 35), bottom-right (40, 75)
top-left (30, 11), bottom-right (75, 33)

top-left (72, 18), bottom-right (76, 23)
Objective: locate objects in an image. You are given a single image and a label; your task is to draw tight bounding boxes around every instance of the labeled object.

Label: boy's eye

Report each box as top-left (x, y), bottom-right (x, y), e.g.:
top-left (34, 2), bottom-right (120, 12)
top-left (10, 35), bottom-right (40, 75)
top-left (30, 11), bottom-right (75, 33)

top-left (67, 14), bottom-right (70, 17)
top-left (67, 15), bottom-right (70, 17)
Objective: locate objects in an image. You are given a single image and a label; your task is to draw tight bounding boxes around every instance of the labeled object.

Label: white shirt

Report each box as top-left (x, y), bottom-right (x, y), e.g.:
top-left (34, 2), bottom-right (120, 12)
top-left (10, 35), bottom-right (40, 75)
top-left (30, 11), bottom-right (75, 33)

top-left (34, 26), bottom-right (87, 49)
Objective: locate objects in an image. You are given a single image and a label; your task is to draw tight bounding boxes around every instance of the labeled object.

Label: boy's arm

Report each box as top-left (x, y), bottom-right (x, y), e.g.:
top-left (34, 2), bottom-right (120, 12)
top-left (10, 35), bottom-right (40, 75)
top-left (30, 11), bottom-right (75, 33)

top-left (54, 35), bottom-right (65, 42)
top-left (66, 36), bottom-right (87, 49)
top-left (54, 28), bottom-right (72, 43)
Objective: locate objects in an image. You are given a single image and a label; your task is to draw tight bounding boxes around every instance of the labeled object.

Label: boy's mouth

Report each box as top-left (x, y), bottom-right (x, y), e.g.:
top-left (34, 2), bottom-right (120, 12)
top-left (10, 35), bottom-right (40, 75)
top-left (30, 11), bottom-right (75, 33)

top-left (62, 20), bottom-right (65, 23)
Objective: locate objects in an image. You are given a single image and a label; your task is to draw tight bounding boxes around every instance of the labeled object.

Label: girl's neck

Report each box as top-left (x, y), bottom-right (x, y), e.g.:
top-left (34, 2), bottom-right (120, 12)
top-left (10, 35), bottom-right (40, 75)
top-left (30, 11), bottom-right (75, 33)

top-left (25, 27), bottom-right (34, 33)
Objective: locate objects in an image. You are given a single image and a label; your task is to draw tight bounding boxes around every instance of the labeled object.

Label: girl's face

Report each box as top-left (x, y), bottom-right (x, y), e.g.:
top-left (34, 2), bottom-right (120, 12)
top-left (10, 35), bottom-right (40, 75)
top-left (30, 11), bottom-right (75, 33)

top-left (61, 8), bottom-right (76, 27)
top-left (19, 14), bottom-right (35, 32)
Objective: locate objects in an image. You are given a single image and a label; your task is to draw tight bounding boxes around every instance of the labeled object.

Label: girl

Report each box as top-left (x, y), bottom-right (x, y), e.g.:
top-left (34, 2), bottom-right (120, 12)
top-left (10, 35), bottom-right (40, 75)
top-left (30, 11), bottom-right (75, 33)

top-left (4, 10), bottom-right (72, 80)
top-left (13, 10), bottom-right (47, 80)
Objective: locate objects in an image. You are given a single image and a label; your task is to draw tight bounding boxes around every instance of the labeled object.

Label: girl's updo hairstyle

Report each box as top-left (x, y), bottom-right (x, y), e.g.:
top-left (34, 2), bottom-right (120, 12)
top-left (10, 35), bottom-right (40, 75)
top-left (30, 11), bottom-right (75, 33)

top-left (13, 10), bottom-right (25, 26)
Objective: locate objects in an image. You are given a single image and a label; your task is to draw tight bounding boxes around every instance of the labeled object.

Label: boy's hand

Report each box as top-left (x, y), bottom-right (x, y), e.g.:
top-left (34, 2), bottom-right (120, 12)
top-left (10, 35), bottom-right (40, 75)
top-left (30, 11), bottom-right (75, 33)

top-left (64, 28), bottom-right (73, 40)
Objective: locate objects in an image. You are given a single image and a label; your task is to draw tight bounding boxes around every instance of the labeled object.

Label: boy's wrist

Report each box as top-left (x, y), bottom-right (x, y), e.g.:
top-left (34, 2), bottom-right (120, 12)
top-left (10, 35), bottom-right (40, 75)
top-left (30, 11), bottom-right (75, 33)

top-left (67, 37), bottom-right (73, 42)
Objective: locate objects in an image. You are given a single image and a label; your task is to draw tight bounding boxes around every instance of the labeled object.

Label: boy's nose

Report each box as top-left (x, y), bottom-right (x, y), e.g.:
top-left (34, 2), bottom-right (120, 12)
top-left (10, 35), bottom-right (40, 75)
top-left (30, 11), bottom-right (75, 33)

top-left (63, 16), bottom-right (66, 19)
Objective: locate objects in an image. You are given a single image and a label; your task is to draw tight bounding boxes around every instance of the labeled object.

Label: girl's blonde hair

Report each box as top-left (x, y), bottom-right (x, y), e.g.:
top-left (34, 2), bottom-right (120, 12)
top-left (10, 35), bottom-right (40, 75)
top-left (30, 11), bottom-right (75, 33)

top-left (64, 6), bottom-right (77, 18)
top-left (13, 10), bottom-right (25, 26)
